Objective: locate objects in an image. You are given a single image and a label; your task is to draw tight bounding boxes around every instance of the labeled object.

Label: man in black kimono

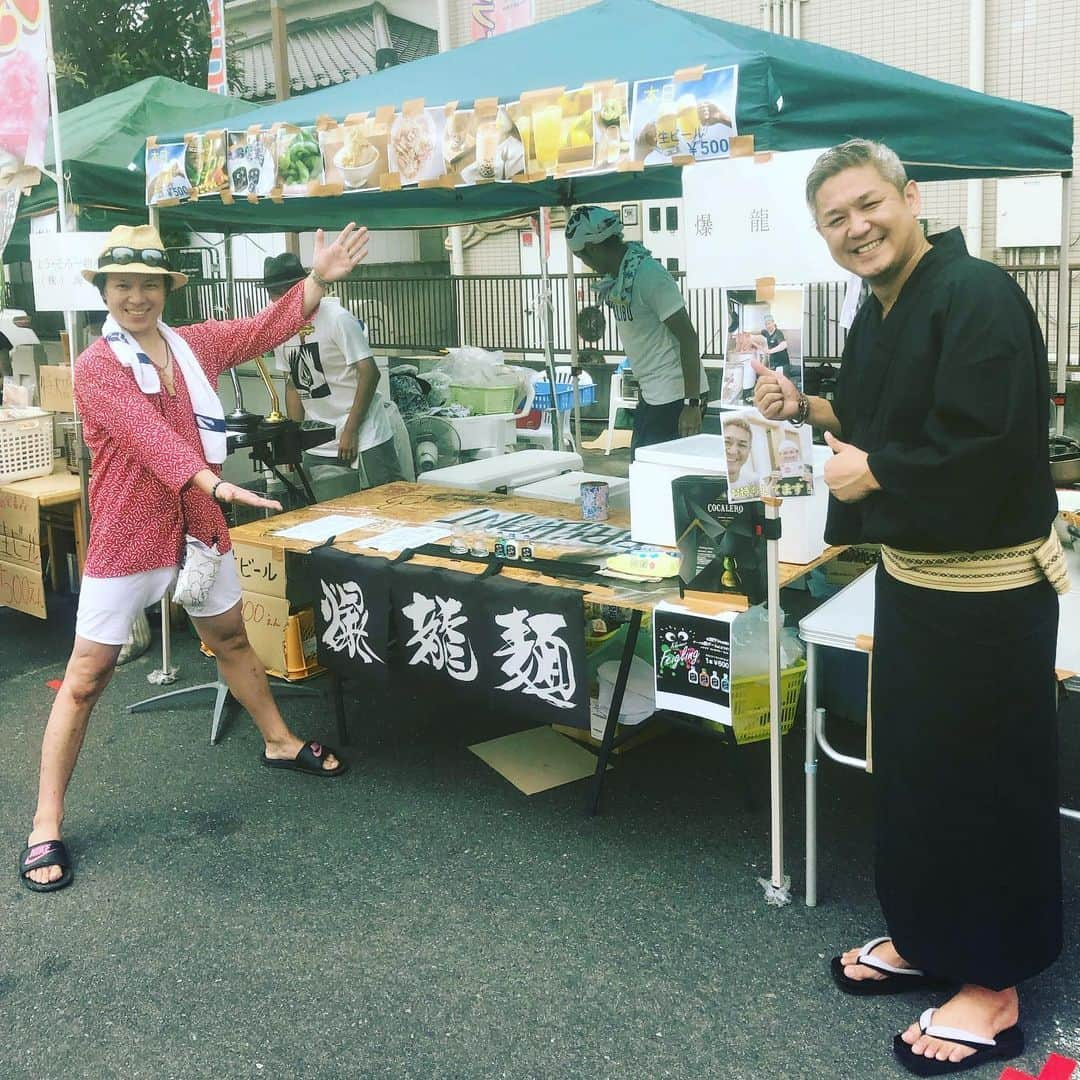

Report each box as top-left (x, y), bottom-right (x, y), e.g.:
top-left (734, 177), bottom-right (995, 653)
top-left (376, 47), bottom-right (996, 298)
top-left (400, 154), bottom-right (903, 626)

top-left (754, 139), bottom-right (1062, 1077)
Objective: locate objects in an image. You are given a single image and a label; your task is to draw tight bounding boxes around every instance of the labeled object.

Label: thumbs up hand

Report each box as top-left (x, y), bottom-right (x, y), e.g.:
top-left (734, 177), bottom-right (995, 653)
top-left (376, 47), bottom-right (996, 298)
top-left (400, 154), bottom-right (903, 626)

top-left (751, 358), bottom-right (800, 421)
top-left (823, 431), bottom-right (880, 503)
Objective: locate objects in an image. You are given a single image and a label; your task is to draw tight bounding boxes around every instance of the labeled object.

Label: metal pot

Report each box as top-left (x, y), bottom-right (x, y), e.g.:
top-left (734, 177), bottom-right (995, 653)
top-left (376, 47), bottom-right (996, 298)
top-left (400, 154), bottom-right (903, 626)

top-left (1050, 435), bottom-right (1080, 486)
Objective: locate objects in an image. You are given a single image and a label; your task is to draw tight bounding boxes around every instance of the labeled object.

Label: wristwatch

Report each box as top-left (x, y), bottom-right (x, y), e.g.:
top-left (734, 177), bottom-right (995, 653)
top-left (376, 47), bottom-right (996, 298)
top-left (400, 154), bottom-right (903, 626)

top-left (683, 397), bottom-right (702, 406)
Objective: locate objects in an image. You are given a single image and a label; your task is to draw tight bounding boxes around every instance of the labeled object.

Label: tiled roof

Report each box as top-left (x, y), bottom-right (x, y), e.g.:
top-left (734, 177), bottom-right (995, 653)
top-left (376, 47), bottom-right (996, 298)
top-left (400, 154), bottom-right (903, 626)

top-left (235, 10), bottom-right (437, 101)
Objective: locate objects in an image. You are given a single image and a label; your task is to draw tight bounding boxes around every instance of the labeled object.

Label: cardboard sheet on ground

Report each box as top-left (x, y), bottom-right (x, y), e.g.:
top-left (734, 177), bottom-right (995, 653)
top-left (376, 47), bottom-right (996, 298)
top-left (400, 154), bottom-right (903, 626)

top-left (469, 726), bottom-right (607, 795)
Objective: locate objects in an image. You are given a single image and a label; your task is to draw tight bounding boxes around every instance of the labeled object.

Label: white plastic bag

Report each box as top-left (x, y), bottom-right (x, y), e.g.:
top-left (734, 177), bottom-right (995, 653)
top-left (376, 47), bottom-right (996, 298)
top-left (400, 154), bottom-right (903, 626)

top-left (731, 603), bottom-right (802, 677)
top-left (173, 535), bottom-right (223, 610)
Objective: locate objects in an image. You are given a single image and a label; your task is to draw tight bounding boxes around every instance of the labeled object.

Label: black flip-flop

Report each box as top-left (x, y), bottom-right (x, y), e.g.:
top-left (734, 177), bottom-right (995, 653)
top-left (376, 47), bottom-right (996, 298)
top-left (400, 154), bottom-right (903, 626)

top-left (261, 740), bottom-right (347, 778)
top-left (893, 1008), bottom-right (1024, 1075)
top-left (19, 840), bottom-right (74, 893)
top-left (831, 936), bottom-right (952, 996)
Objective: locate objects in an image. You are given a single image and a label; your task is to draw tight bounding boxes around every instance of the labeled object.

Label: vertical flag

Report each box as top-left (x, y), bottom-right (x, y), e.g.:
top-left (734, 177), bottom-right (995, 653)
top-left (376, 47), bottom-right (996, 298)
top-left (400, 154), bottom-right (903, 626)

top-left (471, 0), bottom-right (534, 42)
top-left (0, 0), bottom-right (49, 185)
top-left (207, 0), bottom-right (228, 94)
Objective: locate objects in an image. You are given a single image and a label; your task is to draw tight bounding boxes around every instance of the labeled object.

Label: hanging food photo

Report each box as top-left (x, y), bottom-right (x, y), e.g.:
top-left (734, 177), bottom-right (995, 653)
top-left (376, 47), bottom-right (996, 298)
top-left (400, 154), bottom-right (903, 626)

top-left (388, 107), bottom-right (446, 185)
top-left (276, 124), bottom-right (324, 194)
top-left (145, 143), bottom-right (191, 205)
top-left (509, 86), bottom-right (595, 178)
top-left (184, 131), bottom-right (228, 198)
top-left (227, 130), bottom-right (276, 198)
top-left (631, 65), bottom-right (738, 164)
top-left (591, 82), bottom-right (631, 169)
top-left (319, 119), bottom-right (388, 192)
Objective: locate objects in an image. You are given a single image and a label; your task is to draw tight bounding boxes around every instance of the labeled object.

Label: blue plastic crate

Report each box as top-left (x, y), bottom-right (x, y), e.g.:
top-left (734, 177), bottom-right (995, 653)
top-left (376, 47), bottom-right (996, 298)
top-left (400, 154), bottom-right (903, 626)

top-left (532, 381), bottom-right (598, 411)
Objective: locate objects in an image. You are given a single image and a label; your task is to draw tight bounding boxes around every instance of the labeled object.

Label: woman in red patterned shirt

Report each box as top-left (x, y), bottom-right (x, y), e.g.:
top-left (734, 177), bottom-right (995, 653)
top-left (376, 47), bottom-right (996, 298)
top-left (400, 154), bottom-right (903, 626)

top-left (20, 222), bottom-right (369, 892)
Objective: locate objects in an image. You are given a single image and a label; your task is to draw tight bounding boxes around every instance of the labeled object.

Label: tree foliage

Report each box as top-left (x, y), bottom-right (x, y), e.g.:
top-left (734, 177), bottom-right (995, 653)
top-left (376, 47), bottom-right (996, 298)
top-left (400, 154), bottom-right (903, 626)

top-left (54, 0), bottom-right (247, 110)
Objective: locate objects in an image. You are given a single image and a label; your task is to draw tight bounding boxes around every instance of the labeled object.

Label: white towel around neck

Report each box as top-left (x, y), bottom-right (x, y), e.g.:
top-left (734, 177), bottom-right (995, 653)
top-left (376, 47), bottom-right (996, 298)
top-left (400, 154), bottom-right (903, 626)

top-left (101, 315), bottom-right (226, 464)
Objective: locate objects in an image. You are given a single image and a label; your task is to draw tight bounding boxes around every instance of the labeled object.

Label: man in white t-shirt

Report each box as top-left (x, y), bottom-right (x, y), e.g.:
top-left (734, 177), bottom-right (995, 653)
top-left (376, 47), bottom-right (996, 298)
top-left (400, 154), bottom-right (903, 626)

top-left (263, 254), bottom-right (403, 491)
top-left (565, 206), bottom-right (708, 458)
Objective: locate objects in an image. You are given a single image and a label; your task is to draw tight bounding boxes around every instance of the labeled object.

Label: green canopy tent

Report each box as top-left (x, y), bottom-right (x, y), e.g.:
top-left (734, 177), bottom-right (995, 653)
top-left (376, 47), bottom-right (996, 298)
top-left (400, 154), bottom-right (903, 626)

top-left (148, 0), bottom-right (1072, 236)
top-left (2, 76), bottom-right (259, 263)
top-left (144, 0), bottom-right (1073, 420)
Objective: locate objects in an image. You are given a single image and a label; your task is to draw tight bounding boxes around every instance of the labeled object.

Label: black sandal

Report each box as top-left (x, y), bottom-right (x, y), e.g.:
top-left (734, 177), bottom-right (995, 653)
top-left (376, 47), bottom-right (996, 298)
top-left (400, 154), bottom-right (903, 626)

top-left (19, 840), bottom-right (74, 893)
top-left (831, 936), bottom-right (952, 996)
top-left (261, 740), bottom-right (347, 777)
top-left (893, 1008), bottom-right (1024, 1075)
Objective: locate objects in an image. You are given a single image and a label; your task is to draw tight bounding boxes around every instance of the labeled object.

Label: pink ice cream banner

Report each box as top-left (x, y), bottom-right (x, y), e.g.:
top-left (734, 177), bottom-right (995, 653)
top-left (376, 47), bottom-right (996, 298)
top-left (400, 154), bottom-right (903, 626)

top-left (0, 0), bottom-right (49, 180)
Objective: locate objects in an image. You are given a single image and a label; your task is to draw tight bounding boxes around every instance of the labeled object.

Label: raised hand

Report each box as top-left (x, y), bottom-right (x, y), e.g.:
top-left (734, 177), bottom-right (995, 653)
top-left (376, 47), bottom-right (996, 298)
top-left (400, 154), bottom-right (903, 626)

top-left (310, 222), bottom-right (370, 285)
top-left (751, 357), bottom-right (799, 421)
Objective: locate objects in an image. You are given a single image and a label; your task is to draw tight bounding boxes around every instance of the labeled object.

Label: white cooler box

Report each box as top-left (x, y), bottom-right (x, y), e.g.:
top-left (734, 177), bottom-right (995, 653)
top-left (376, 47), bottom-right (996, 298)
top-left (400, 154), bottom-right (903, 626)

top-left (416, 449), bottom-right (583, 492)
top-left (511, 470), bottom-right (630, 509)
top-left (442, 413), bottom-right (517, 453)
top-left (630, 435), bottom-right (830, 564)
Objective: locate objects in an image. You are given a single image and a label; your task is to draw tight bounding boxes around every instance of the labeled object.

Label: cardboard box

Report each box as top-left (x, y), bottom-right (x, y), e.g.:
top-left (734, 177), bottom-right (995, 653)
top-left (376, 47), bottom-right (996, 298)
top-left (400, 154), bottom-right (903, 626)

top-left (0, 557), bottom-right (46, 618)
top-left (0, 488), bottom-right (41, 568)
top-left (38, 366), bottom-right (74, 413)
top-left (824, 544), bottom-right (880, 587)
top-left (239, 590), bottom-right (322, 680)
top-left (232, 540), bottom-right (314, 605)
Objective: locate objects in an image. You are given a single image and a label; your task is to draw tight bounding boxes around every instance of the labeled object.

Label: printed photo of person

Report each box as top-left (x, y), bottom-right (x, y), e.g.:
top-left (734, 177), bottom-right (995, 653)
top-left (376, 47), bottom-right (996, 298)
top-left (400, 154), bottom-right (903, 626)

top-left (721, 411), bottom-right (767, 503)
top-left (726, 287), bottom-right (806, 395)
top-left (723, 318), bottom-right (768, 407)
top-left (763, 425), bottom-right (815, 498)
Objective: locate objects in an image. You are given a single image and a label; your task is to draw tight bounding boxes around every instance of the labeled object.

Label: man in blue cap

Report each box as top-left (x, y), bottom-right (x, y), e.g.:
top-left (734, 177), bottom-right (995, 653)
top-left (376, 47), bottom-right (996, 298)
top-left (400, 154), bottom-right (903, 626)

top-left (565, 206), bottom-right (707, 457)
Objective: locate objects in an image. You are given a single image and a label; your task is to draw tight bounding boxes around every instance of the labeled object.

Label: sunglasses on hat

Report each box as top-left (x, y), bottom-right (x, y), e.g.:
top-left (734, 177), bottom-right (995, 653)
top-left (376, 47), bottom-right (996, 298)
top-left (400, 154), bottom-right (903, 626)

top-left (98, 246), bottom-right (171, 269)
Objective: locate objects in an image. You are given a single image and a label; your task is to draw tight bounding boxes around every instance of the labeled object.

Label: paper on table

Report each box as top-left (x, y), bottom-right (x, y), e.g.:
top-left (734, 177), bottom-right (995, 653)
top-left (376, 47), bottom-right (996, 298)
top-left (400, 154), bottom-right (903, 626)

top-left (273, 514), bottom-right (382, 542)
top-left (355, 524), bottom-right (452, 552)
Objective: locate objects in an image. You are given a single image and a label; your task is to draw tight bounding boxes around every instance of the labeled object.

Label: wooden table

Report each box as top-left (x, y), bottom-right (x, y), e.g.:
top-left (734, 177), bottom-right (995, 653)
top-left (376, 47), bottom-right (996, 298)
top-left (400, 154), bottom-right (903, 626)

top-left (229, 480), bottom-right (844, 615)
top-left (0, 469), bottom-right (86, 597)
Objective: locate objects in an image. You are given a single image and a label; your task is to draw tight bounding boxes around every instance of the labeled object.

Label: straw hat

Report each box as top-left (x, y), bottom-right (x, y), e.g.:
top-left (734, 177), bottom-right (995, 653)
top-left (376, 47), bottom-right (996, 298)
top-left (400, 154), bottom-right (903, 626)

top-left (81, 224), bottom-right (189, 288)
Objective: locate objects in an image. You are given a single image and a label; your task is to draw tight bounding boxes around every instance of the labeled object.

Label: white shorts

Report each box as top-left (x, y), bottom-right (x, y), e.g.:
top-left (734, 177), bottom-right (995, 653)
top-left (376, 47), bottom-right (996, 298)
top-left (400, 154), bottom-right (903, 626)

top-left (75, 550), bottom-right (243, 646)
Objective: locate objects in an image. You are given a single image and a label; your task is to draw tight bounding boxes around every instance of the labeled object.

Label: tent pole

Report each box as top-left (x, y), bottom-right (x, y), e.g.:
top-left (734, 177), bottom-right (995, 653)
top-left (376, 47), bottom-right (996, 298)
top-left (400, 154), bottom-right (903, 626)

top-left (1055, 172), bottom-right (1072, 435)
top-left (566, 242), bottom-right (581, 453)
top-left (762, 498), bottom-right (789, 904)
top-left (537, 207), bottom-right (563, 451)
top-left (42, 0), bottom-right (90, 552)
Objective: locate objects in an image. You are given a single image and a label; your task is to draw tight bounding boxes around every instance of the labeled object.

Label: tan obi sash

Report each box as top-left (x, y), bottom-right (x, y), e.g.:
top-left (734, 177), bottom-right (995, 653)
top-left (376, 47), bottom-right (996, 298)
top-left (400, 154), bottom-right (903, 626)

top-left (880, 530), bottom-right (1070, 596)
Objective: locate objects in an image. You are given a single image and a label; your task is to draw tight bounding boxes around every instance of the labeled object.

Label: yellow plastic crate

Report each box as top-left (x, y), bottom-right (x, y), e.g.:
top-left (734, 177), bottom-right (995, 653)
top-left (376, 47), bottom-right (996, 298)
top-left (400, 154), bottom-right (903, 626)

top-left (449, 383), bottom-right (517, 415)
top-left (725, 659), bottom-right (807, 745)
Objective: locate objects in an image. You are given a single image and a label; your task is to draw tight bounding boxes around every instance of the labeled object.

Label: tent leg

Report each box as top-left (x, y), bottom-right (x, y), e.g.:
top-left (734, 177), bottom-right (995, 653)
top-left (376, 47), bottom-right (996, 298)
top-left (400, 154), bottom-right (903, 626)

top-left (566, 244), bottom-right (581, 453)
top-left (760, 498), bottom-right (791, 907)
top-left (1055, 172), bottom-right (1072, 435)
top-left (537, 207), bottom-right (563, 452)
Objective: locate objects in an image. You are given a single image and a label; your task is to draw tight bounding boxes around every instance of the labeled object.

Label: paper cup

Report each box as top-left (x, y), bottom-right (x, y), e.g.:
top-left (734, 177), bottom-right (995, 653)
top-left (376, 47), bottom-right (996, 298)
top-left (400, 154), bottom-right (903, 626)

top-left (580, 480), bottom-right (610, 521)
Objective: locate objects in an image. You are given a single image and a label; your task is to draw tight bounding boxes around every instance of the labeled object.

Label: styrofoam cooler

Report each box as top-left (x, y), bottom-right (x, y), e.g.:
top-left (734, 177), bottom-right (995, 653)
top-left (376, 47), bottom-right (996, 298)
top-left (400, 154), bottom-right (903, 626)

top-left (511, 470), bottom-right (630, 509)
top-left (416, 449), bottom-right (583, 492)
top-left (630, 434), bottom-right (726, 547)
top-left (777, 445), bottom-right (831, 564)
top-left (442, 413), bottom-right (518, 452)
top-left (630, 435), bottom-right (829, 564)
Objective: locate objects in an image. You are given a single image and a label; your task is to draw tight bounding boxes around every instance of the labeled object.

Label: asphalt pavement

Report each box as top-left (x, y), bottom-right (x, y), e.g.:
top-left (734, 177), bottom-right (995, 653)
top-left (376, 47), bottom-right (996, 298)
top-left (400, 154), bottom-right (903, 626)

top-left (2, 592), bottom-right (1078, 1080)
